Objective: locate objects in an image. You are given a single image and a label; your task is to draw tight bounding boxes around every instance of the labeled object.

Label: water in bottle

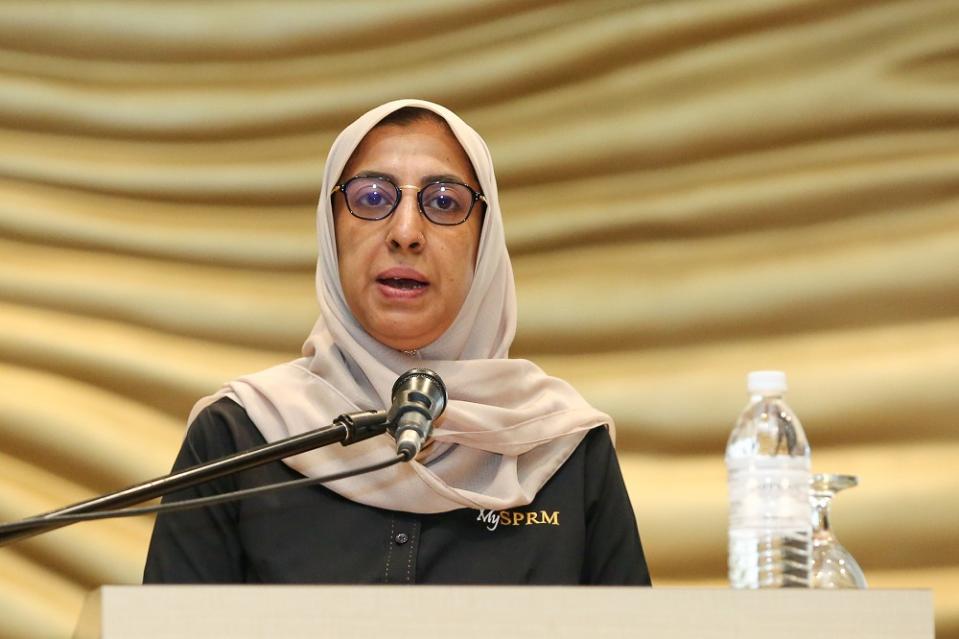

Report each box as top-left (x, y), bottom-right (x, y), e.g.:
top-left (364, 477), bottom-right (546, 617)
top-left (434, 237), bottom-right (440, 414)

top-left (726, 370), bottom-right (811, 588)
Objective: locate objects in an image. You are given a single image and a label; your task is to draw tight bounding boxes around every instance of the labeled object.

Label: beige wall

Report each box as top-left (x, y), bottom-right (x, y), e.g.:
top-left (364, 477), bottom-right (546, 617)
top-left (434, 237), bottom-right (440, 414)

top-left (0, 1), bottom-right (957, 637)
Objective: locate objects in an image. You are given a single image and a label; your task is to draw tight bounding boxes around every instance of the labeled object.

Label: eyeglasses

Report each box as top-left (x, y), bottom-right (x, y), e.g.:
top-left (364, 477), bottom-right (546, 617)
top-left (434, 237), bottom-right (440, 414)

top-left (331, 176), bottom-right (486, 226)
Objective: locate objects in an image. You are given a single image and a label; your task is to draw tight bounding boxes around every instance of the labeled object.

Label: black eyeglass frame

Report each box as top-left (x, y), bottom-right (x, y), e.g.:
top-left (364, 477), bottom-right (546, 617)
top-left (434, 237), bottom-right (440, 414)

top-left (331, 176), bottom-right (487, 226)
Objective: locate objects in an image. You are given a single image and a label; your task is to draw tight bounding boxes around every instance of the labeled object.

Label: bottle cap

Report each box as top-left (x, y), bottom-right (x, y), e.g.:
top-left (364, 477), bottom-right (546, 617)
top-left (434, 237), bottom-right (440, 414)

top-left (747, 370), bottom-right (787, 394)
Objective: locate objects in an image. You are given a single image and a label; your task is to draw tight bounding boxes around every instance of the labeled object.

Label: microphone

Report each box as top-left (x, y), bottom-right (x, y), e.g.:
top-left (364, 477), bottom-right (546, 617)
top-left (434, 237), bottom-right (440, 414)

top-left (389, 368), bottom-right (447, 460)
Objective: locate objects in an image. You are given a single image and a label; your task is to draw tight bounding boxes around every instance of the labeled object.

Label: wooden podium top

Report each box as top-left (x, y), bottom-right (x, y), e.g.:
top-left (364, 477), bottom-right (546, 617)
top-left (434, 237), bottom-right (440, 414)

top-left (74, 585), bottom-right (934, 639)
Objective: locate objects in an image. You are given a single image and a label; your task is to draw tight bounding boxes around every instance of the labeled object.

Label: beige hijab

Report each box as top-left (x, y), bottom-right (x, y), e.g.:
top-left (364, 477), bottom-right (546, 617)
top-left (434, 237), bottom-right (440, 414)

top-left (190, 99), bottom-right (613, 513)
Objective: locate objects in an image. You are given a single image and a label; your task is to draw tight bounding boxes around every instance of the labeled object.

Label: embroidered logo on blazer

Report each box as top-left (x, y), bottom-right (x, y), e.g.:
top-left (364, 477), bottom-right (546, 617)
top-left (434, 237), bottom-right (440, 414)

top-left (476, 509), bottom-right (560, 531)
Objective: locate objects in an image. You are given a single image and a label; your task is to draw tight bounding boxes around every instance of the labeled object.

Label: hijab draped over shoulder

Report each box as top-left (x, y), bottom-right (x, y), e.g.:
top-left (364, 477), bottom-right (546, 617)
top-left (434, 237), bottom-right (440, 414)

top-left (189, 99), bottom-right (614, 514)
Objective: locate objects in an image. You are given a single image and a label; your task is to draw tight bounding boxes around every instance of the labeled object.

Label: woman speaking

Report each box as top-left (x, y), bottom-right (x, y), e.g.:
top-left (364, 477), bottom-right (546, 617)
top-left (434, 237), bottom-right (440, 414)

top-left (143, 99), bottom-right (651, 585)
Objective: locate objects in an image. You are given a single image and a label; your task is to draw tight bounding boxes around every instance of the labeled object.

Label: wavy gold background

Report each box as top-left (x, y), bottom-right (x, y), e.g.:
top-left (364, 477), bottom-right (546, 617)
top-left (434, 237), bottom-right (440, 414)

top-left (1, 1), bottom-right (957, 637)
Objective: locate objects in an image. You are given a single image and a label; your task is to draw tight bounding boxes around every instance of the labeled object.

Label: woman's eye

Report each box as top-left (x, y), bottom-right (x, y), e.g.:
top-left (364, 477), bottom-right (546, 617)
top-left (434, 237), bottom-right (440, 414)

top-left (354, 187), bottom-right (393, 209)
top-left (363, 192), bottom-right (384, 206)
top-left (424, 186), bottom-right (468, 213)
top-left (429, 194), bottom-right (457, 210)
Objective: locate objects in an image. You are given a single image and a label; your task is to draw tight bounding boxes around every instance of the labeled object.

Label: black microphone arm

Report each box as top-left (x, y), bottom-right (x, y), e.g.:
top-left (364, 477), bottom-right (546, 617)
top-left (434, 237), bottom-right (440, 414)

top-left (0, 408), bottom-right (390, 547)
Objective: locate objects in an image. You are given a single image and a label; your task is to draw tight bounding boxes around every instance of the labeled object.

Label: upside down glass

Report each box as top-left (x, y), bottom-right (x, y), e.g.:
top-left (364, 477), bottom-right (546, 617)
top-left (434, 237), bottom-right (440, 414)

top-left (810, 473), bottom-right (867, 588)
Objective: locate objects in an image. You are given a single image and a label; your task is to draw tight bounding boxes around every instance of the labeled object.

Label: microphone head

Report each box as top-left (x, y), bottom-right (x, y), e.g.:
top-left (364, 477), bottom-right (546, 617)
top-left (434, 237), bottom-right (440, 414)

top-left (391, 368), bottom-right (447, 420)
top-left (389, 369), bottom-right (447, 460)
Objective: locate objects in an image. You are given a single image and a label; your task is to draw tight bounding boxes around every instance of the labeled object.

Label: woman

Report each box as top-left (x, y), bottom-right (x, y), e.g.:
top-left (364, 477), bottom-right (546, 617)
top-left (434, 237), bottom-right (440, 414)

top-left (143, 99), bottom-right (650, 585)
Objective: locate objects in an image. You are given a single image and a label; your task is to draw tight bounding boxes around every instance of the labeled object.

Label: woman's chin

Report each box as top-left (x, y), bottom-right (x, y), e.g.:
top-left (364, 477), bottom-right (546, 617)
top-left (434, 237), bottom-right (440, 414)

top-left (368, 324), bottom-right (442, 353)
top-left (381, 337), bottom-right (430, 353)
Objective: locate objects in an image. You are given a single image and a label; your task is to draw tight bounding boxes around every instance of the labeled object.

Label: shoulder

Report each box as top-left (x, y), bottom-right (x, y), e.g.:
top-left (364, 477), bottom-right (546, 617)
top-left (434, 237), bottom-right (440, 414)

top-left (541, 425), bottom-right (616, 493)
top-left (577, 426), bottom-right (627, 503)
top-left (583, 424), bottom-right (613, 448)
top-left (548, 425), bottom-right (615, 474)
top-left (185, 397), bottom-right (267, 461)
top-left (580, 425), bottom-right (616, 464)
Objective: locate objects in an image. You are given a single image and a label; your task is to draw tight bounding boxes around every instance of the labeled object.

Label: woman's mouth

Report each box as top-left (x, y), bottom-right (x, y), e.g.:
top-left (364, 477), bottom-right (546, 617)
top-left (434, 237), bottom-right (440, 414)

top-left (377, 277), bottom-right (427, 290)
top-left (375, 267), bottom-right (430, 299)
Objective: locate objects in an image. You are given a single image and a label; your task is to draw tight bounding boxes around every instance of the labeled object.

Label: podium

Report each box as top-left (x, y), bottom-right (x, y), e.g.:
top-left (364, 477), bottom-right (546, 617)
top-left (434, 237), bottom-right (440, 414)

top-left (74, 586), bottom-right (934, 638)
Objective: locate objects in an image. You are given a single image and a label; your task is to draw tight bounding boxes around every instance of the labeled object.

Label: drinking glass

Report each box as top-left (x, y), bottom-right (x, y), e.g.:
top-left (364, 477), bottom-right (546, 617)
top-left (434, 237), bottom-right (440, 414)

top-left (810, 473), bottom-right (867, 588)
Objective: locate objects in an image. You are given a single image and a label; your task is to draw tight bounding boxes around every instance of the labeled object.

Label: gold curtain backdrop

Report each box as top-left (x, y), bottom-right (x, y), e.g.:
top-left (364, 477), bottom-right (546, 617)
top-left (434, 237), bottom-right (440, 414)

top-left (0, 0), bottom-right (957, 636)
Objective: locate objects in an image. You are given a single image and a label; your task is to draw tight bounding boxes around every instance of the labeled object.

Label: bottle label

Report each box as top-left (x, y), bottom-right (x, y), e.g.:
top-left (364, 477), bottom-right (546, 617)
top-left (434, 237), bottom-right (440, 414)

top-left (727, 456), bottom-right (811, 530)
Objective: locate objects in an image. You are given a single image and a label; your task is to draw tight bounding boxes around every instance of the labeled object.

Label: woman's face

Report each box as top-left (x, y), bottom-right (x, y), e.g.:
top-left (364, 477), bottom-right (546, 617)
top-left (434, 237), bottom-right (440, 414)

top-left (333, 119), bottom-right (483, 351)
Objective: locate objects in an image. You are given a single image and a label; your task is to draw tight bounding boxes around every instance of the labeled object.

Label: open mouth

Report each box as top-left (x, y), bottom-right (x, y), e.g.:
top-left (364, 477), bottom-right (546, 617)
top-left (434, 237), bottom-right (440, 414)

top-left (377, 277), bottom-right (428, 290)
top-left (375, 267), bottom-right (430, 296)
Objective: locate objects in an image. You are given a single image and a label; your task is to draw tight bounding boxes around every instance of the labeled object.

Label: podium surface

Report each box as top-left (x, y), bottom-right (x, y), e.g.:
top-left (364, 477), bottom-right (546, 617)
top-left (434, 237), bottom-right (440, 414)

top-left (74, 585), bottom-right (934, 639)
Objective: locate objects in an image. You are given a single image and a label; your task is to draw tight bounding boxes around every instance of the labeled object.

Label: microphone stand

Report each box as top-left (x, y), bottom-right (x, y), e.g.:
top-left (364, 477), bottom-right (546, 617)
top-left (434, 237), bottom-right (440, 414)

top-left (0, 409), bottom-right (391, 547)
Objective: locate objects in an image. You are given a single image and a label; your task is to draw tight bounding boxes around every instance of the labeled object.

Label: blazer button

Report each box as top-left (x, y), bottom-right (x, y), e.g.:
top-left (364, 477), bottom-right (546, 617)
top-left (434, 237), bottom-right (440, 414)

top-left (394, 533), bottom-right (410, 545)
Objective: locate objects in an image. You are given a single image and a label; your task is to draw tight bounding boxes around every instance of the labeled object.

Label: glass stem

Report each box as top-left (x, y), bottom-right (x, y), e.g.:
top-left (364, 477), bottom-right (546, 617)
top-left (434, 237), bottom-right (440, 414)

top-left (812, 495), bottom-right (832, 536)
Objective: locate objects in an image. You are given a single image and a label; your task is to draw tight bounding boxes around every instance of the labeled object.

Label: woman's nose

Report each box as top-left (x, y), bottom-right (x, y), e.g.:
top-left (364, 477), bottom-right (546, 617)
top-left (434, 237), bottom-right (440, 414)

top-left (386, 194), bottom-right (425, 252)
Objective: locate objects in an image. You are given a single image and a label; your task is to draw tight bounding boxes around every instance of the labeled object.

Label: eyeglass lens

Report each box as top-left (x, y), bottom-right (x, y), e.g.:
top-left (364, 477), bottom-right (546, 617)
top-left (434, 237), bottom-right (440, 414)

top-left (344, 177), bottom-right (475, 225)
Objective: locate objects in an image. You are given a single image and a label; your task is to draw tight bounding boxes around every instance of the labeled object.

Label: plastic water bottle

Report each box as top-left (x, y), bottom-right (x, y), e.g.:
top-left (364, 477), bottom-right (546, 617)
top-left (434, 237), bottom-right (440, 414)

top-left (726, 370), bottom-right (812, 588)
